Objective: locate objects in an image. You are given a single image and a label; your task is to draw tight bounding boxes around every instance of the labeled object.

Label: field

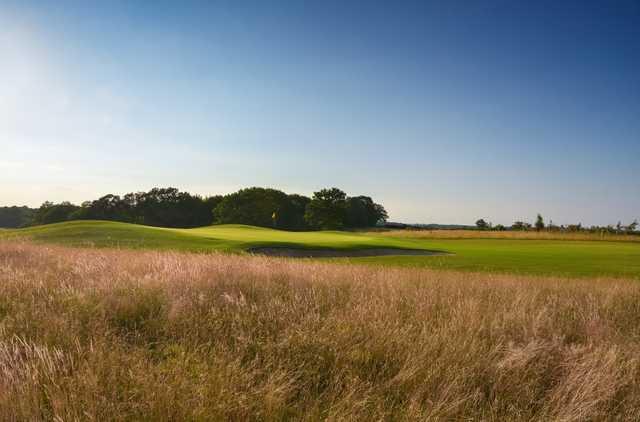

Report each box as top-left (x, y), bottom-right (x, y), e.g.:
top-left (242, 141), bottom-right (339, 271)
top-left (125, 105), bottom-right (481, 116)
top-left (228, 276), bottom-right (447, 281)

top-left (3, 220), bottom-right (640, 278)
top-left (2, 241), bottom-right (640, 420)
top-left (372, 228), bottom-right (640, 242)
top-left (2, 223), bottom-right (640, 419)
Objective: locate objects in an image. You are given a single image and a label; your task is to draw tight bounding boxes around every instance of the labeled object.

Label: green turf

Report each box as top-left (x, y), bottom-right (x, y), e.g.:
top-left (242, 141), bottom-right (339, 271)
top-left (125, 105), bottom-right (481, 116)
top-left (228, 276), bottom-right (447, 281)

top-left (347, 239), bottom-right (640, 279)
top-left (0, 221), bottom-right (430, 252)
top-left (3, 220), bottom-right (639, 279)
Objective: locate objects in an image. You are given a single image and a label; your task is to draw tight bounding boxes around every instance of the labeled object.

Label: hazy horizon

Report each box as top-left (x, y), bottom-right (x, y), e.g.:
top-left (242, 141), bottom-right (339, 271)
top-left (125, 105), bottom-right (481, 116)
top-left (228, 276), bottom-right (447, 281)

top-left (2, 0), bottom-right (639, 226)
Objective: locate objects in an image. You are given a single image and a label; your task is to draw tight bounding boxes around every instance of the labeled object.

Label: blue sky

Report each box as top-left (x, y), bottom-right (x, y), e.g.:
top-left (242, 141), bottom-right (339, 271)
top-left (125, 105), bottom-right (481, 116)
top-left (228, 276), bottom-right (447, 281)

top-left (1, 0), bottom-right (639, 225)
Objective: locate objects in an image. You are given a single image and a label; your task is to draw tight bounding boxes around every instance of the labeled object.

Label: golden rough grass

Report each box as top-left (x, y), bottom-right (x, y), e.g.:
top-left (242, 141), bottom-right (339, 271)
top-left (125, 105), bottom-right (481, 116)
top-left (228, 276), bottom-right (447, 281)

top-left (1, 241), bottom-right (640, 420)
top-left (372, 229), bottom-right (640, 242)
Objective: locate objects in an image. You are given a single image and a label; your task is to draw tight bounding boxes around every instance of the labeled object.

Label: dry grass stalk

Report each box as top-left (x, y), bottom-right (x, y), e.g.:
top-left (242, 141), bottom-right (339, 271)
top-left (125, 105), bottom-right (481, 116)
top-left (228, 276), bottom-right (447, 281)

top-left (1, 240), bottom-right (640, 420)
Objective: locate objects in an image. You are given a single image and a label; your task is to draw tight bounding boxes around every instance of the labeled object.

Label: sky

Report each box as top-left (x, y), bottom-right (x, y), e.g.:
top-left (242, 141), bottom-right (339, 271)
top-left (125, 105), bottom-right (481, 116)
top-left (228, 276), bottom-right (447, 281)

top-left (1, 0), bottom-right (639, 226)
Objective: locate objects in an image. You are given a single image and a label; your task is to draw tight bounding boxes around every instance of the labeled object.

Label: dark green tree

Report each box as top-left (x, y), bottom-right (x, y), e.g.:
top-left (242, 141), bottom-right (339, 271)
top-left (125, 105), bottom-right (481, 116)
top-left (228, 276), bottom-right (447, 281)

top-left (276, 194), bottom-right (311, 230)
top-left (204, 195), bottom-right (224, 219)
top-left (345, 196), bottom-right (388, 228)
top-left (128, 187), bottom-right (211, 228)
top-left (213, 187), bottom-right (291, 228)
top-left (15, 186), bottom-right (388, 231)
top-left (475, 218), bottom-right (489, 230)
top-left (304, 188), bottom-right (348, 230)
top-left (535, 214), bottom-right (545, 231)
top-left (70, 194), bottom-right (133, 222)
top-left (512, 221), bottom-right (530, 231)
top-left (33, 201), bottom-right (80, 225)
top-left (0, 206), bottom-right (35, 228)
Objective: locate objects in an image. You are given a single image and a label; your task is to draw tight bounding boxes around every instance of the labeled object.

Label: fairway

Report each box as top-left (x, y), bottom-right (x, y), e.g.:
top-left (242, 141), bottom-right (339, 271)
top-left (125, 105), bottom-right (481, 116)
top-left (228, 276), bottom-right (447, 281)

top-left (2, 220), bottom-right (639, 278)
top-left (348, 238), bottom-right (640, 279)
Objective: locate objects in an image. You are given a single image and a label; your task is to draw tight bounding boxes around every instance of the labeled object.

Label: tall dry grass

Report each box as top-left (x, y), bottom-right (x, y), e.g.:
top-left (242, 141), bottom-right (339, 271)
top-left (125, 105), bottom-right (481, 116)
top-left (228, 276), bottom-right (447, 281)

top-left (1, 241), bottom-right (640, 420)
top-left (372, 229), bottom-right (640, 242)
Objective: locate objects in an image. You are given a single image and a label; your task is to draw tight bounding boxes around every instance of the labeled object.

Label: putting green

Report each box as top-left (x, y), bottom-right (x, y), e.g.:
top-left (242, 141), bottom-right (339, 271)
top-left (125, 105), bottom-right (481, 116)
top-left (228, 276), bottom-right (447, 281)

top-left (2, 220), bottom-right (639, 279)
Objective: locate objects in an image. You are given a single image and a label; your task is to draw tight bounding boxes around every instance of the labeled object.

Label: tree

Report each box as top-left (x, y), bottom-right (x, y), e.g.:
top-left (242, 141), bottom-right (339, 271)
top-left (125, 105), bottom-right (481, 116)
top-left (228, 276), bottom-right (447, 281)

top-left (567, 223), bottom-right (582, 232)
top-left (277, 194), bottom-right (311, 230)
top-left (213, 187), bottom-right (293, 229)
top-left (372, 203), bottom-right (389, 226)
top-left (535, 214), bottom-right (545, 231)
top-left (70, 194), bottom-right (133, 222)
top-left (12, 186), bottom-right (388, 231)
top-left (0, 206), bottom-right (35, 228)
top-left (33, 201), bottom-right (80, 225)
top-left (345, 196), bottom-right (388, 228)
top-left (627, 220), bottom-right (638, 234)
top-left (204, 195), bottom-right (224, 219)
top-left (512, 221), bottom-right (531, 231)
top-left (304, 188), bottom-right (348, 230)
top-left (475, 219), bottom-right (489, 230)
top-left (127, 187), bottom-right (212, 228)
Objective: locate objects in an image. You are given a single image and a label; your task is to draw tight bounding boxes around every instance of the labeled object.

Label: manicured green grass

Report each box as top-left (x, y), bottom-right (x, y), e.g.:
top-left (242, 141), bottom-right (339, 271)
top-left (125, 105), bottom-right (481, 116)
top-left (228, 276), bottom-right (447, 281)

top-left (1, 221), bottom-right (430, 252)
top-left (3, 220), bottom-right (639, 278)
top-left (349, 238), bottom-right (640, 279)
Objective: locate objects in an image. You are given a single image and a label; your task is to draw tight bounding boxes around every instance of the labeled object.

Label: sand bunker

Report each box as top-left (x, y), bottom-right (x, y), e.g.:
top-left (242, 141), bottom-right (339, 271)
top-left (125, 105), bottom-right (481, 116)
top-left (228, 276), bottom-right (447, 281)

top-left (248, 247), bottom-right (447, 258)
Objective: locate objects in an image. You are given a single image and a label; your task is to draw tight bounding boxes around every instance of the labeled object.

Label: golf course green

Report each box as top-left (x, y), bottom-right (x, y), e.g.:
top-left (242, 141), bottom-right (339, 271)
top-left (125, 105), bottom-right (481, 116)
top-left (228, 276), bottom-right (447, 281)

top-left (2, 220), bottom-right (639, 279)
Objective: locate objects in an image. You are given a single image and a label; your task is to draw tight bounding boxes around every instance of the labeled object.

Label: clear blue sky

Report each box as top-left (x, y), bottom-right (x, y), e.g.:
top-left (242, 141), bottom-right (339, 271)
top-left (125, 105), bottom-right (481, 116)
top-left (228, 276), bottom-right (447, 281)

top-left (1, 0), bottom-right (639, 226)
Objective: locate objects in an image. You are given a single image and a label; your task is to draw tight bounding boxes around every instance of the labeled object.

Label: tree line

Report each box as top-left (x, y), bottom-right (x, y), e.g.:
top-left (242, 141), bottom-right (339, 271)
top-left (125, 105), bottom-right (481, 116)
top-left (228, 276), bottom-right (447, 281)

top-left (0, 187), bottom-right (388, 231)
top-left (475, 214), bottom-right (639, 234)
top-left (0, 206), bottom-right (35, 229)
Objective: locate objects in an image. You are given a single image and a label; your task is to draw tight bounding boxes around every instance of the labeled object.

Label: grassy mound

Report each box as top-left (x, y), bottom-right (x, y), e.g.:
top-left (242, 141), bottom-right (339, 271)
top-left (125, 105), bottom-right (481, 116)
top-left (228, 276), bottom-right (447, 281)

top-left (1, 220), bottom-right (432, 252)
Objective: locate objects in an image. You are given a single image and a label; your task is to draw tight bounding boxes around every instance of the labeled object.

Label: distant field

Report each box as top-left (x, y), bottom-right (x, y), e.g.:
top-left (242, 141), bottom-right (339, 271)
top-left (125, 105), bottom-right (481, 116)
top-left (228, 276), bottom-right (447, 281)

top-left (372, 228), bottom-right (640, 242)
top-left (3, 220), bottom-right (640, 278)
top-left (2, 242), bottom-right (640, 420)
